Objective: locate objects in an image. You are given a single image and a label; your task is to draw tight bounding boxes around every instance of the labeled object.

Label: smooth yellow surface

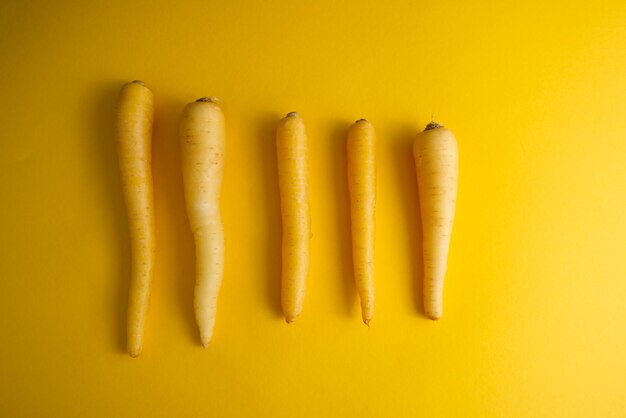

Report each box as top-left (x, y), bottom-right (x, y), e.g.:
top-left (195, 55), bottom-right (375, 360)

top-left (1, 1), bottom-right (626, 416)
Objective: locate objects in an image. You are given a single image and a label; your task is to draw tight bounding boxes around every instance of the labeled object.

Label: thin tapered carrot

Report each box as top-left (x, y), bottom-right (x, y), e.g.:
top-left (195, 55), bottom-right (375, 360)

top-left (347, 119), bottom-right (375, 325)
top-left (179, 97), bottom-right (225, 347)
top-left (414, 120), bottom-right (458, 320)
top-left (276, 112), bottom-right (310, 323)
top-left (115, 80), bottom-right (155, 357)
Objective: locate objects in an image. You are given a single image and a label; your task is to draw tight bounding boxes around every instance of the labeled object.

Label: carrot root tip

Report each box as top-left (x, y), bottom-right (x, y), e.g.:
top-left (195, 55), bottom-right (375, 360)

top-left (128, 349), bottom-right (141, 358)
top-left (426, 313), bottom-right (442, 321)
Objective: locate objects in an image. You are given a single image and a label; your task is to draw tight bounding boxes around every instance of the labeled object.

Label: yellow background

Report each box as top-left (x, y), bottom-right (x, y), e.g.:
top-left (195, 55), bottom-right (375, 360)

top-left (1, 0), bottom-right (626, 416)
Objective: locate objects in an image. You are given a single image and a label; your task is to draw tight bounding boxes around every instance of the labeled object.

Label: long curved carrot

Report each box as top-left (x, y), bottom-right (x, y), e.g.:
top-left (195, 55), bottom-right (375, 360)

top-left (414, 121), bottom-right (458, 320)
top-left (347, 119), bottom-right (375, 325)
top-left (179, 97), bottom-right (226, 347)
top-left (276, 112), bottom-right (310, 323)
top-left (115, 80), bottom-right (155, 357)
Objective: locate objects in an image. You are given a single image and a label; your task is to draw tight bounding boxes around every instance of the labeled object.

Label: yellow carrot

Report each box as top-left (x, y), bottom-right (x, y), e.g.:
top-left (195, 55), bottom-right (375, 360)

top-left (347, 119), bottom-right (375, 325)
top-left (276, 112), bottom-right (310, 323)
top-left (179, 97), bottom-right (225, 347)
top-left (115, 80), bottom-right (155, 357)
top-left (414, 121), bottom-right (458, 320)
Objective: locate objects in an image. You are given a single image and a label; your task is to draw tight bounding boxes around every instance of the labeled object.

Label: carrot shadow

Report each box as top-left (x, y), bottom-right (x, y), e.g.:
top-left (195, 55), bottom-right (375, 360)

top-left (328, 119), bottom-right (357, 316)
top-left (151, 95), bottom-right (197, 342)
top-left (91, 81), bottom-right (131, 353)
top-left (389, 123), bottom-right (426, 317)
top-left (256, 112), bottom-right (283, 318)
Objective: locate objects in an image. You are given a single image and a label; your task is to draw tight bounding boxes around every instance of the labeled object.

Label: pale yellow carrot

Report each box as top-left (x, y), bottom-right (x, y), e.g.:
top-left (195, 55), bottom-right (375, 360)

top-left (414, 121), bottom-right (458, 320)
top-left (115, 80), bottom-right (155, 357)
top-left (179, 97), bottom-right (225, 347)
top-left (347, 119), bottom-right (376, 325)
top-left (276, 112), bottom-right (310, 323)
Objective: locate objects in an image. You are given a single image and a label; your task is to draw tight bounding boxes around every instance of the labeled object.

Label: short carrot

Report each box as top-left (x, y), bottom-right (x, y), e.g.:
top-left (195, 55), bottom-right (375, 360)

top-left (115, 80), bottom-right (155, 357)
top-left (347, 119), bottom-right (375, 325)
top-left (179, 97), bottom-right (226, 347)
top-left (276, 112), bottom-right (310, 323)
top-left (414, 120), bottom-right (458, 320)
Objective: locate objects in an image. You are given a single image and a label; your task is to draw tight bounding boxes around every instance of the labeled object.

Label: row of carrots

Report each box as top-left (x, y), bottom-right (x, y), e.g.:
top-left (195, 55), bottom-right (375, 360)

top-left (116, 80), bottom-right (459, 357)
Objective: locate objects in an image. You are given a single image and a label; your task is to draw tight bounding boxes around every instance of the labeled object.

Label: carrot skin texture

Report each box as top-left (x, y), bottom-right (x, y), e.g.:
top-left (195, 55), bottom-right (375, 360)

top-left (115, 81), bottom-right (155, 357)
top-left (180, 99), bottom-right (225, 347)
top-left (413, 125), bottom-right (458, 320)
top-left (347, 120), bottom-right (375, 324)
top-left (276, 113), bottom-right (310, 323)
